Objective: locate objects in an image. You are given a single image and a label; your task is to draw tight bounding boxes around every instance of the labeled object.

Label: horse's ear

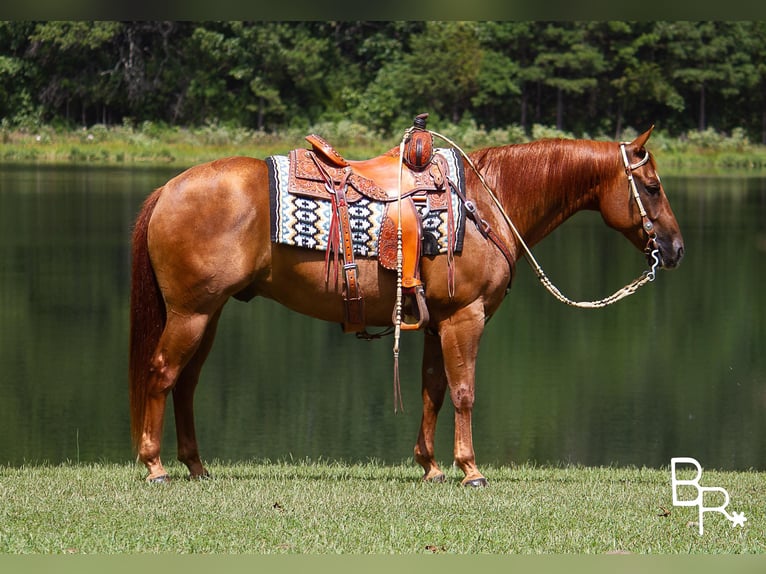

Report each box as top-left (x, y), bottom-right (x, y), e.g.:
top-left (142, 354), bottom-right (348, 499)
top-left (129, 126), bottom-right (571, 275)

top-left (630, 125), bottom-right (655, 149)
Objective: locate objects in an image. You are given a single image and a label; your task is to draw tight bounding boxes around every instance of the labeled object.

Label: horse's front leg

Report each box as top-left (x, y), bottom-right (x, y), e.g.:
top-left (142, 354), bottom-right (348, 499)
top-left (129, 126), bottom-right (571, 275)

top-left (414, 329), bottom-right (448, 482)
top-left (439, 301), bottom-right (488, 487)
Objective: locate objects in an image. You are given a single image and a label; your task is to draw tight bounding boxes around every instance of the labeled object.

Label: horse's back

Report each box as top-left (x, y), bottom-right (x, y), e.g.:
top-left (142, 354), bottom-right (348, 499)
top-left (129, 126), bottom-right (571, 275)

top-left (161, 155), bottom-right (268, 197)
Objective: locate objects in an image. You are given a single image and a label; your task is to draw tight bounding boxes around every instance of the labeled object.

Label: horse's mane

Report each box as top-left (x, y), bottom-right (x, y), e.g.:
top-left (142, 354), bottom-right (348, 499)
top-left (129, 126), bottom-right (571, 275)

top-left (469, 138), bottom-right (623, 213)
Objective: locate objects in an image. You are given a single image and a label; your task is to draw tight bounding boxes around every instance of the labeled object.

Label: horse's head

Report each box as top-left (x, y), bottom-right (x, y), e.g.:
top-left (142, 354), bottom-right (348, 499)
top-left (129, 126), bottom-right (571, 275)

top-left (599, 126), bottom-right (684, 270)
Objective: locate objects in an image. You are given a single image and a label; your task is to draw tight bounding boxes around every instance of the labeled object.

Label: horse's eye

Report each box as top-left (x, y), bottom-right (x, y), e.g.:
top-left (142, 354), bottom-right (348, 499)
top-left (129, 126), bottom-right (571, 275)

top-left (645, 183), bottom-right (661, 196)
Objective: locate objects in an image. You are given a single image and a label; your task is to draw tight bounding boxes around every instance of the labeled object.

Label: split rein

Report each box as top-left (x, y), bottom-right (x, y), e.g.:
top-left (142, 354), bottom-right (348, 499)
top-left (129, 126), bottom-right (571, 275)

top-left (421, 130), bottom-right (662, 309)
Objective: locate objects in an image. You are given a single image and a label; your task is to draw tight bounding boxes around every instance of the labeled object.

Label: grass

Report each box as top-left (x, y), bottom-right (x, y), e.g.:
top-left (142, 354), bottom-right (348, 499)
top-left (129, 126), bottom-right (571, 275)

top-left (0, 122), bottom-right (396, 168)
top-left (0, 460), bottom-right (763, 554)
top-left (3, 123), bottom-right (766, 174)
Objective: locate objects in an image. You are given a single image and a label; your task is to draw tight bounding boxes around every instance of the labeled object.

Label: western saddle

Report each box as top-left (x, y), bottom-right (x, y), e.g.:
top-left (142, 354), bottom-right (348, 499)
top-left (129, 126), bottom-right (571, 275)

top-left (287, 114), bottom-right (458, 334)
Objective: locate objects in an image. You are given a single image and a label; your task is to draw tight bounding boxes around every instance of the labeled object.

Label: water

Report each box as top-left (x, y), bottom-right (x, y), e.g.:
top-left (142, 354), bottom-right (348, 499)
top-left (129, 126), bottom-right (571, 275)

top-left (1, 164), bottom-right (764, 470)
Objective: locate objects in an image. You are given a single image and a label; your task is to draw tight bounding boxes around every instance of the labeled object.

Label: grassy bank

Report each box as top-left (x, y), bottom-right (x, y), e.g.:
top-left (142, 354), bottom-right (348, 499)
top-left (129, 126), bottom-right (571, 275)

top-left (0, 121), bottom-right (397, 168)
top-left (0, 460), bottom-right (763, 554)
top-left (3, 122), bottom-right (766, 174)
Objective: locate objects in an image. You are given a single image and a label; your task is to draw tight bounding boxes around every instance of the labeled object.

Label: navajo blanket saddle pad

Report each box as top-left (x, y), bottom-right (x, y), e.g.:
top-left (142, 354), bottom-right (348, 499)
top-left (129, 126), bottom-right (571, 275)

top-left (266, 147), bottom-right (466, 261)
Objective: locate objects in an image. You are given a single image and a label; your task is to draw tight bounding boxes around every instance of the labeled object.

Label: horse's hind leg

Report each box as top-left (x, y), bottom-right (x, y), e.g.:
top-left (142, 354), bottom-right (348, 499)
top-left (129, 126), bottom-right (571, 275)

top-left (172, 306), bottom-right (224, 479)
top-left (139, 311), bottom-right (214, 482)
top-left (414, 330), bottom-right (449, 482)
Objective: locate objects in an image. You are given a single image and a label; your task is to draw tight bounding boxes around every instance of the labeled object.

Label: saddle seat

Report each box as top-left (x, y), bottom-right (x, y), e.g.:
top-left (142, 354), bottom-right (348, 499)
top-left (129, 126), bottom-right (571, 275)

top-left (301, 134), bottom-right (445, 202)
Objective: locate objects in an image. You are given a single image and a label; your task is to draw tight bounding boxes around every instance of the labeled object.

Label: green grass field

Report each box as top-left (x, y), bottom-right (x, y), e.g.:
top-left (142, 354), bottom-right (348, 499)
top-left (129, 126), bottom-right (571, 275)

top-left (0, 460), bottom-right (762, 554)
top-left (4, 123), bottom-right (766, 174)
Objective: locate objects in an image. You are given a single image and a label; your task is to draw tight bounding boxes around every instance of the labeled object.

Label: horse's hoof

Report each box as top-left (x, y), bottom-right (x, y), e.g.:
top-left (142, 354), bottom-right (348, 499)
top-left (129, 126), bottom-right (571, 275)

top-left (462, 477), bottom-right (489, 488)
top-left (189, 471), bottom-right (211, 481)
top-left (424, 472), bottom-right (446, 484)
top-left (147, 474), bottom-right (170, 484)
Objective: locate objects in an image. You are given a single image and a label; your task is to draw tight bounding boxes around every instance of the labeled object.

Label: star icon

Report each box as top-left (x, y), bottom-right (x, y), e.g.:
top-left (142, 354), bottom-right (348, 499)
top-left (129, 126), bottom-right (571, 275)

top-left (729, 511), bottom-right (747, 528)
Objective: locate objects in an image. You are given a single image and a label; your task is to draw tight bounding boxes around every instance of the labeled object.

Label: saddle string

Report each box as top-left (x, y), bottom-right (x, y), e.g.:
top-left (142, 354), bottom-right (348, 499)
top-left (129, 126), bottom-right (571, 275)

top-left (428, 129), bottom-right (661, 309)
top-left (309, 153), bottom-right (343, 288)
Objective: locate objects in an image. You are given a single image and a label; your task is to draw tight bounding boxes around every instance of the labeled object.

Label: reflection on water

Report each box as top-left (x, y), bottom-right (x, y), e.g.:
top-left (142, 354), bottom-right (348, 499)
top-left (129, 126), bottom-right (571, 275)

top-left (0, 165), bottom-right (764, 470)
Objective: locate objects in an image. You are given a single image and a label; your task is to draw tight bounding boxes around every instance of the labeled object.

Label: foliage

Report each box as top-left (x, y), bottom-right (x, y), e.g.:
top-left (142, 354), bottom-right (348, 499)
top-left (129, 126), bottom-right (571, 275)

top-left (2, 21), bottom-right (766, 143)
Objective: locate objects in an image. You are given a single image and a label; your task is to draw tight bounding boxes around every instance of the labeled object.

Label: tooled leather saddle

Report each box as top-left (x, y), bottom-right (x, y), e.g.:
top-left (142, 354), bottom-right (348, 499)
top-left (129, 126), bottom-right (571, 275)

top-left (271, 114), bottom-right (463, 334)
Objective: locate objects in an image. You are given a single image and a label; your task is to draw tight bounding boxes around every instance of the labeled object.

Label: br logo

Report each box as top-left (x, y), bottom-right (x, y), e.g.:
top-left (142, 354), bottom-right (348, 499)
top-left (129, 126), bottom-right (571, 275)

top-left (671, 457), bottom-right (747, 535)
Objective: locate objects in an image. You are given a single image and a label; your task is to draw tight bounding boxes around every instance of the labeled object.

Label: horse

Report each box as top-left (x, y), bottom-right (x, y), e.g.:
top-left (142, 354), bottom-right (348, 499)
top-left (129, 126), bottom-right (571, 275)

top-left (129, 126), bottom-right (684, 486)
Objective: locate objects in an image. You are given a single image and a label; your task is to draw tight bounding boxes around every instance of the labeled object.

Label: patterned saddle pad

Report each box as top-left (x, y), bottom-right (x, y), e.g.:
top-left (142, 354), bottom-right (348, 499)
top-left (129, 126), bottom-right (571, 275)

top-left (267, 147), bottom-right (466, 259)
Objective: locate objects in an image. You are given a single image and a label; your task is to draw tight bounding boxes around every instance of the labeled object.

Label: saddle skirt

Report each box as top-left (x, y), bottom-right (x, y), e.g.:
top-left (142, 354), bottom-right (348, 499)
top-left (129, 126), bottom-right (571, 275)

top-left (267, 146), bottom-right (466, 262)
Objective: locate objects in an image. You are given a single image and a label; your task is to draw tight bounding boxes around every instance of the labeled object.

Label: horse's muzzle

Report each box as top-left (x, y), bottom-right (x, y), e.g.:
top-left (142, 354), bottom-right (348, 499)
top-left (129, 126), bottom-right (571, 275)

top-left (657, 237), bottom-right (685, 269)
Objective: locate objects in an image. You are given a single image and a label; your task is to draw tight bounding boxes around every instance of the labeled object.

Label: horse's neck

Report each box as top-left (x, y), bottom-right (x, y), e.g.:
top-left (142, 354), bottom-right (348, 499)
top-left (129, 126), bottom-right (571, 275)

top-left (474, 140), bottom-right (614, 248)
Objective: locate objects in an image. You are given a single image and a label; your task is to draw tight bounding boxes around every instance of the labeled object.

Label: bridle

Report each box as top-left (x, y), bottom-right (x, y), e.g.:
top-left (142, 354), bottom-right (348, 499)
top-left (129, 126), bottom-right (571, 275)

top-left (620, 142), bottom-right (660, 268)
top-left (427, 130), bottom-right (663, 308)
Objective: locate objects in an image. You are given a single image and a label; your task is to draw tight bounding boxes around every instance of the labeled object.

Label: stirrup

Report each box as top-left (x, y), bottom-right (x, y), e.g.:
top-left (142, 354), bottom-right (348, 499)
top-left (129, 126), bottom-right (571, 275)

top-left (399, 285), bottom-right (429, 331)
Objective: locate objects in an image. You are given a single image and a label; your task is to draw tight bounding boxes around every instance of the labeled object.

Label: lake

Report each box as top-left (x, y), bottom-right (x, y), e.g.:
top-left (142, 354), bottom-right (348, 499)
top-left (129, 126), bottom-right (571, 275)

top-left (0, 162), bottom-right (764, 471)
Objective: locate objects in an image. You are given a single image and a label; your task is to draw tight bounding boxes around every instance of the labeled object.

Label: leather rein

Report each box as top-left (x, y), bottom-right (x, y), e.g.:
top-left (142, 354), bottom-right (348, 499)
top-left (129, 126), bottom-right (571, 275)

top-left (385, 130), bottom-right (661, 412)
top-left (429, 130), bottom-right (662, 309)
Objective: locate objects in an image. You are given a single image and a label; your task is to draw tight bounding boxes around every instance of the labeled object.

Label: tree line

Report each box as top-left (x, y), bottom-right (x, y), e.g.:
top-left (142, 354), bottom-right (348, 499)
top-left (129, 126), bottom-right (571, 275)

top-left (2, 21), bottom-right (766, 142)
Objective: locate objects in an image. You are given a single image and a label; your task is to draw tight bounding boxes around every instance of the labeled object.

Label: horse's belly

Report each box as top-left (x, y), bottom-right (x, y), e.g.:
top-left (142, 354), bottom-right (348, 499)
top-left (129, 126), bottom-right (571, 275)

top-left (262, 247), bottom-right (398, 326)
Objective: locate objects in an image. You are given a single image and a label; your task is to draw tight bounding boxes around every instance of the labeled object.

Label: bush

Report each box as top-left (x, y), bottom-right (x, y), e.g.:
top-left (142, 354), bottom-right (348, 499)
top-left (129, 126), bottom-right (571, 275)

top-left (684, 126), bottom-right (750, 151)
top-left (302, 119), bottom-right (384, 147)
top-left (531, 124), bottom-right (576, 140)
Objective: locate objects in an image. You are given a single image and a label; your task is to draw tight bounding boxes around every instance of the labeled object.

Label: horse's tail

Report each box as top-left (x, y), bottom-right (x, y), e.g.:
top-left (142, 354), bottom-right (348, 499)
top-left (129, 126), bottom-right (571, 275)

top-left (128, 187), bottom-right (165, 455)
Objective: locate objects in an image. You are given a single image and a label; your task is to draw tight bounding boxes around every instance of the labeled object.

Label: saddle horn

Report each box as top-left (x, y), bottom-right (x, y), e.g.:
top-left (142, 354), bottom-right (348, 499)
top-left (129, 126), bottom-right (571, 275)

top-left (403, 113), bottom-right (434, 170)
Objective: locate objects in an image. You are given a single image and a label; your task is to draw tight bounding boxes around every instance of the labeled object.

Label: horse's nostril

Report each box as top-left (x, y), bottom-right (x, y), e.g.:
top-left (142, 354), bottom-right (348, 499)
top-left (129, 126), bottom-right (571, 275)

top-left (677, 245), bottom-right (685, 261)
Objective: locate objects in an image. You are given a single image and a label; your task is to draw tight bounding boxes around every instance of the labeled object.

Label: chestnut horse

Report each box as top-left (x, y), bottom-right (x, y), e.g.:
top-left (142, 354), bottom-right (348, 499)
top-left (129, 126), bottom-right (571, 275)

top-left (129, 127), bottom-right (684, 485)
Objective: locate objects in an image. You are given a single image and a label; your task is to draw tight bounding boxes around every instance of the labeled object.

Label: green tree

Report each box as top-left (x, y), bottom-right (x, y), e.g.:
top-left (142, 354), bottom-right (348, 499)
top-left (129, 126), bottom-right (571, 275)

top-left (2, 21), bottom-right (766, 140)
top-left (748, 22), bottom-right (766, 144)
top-left (28, 21), bottom-right (123, 125)
top-left (0, 22), bottom-right (39, 127)
top-left (610, 22), bottom-right (685, 135)
top-left (658, 21), bottom-right (755, 132)
top-left (473, 21), bottom-right (538, 130)
top-left (354, 22), bottom-right (482, 130)
top-left (328, 21), bottom-right (423, 125)
top-left (182, 22), bottom-right (252, 125)
top-left (26, 21), bottom-right (193, 127)
top-left (533, 22), bottom-right (607, 132)
top-left (409, 21), bottom-right (483, 123)
top-left (183, 22), bottom-right (345, 129)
